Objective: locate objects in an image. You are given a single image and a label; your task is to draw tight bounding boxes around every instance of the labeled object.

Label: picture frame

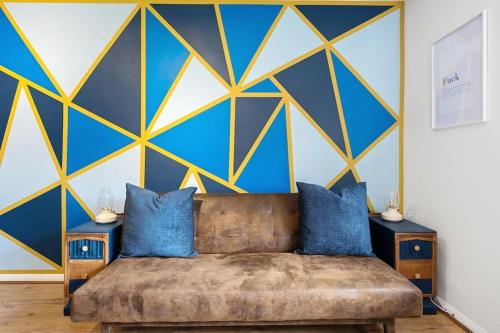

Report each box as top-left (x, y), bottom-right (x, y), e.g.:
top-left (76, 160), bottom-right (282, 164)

top-left (431, 10), bottom-right (487, 130)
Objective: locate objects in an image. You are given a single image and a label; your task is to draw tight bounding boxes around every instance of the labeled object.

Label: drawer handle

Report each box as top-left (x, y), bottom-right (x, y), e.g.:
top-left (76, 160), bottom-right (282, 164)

top-left (81, 273), bottom-right (88, 279)
top-left (413, 245), bottom-right (421, 252)
top-left (81, 245), bottom-right (89, 252)
top-left (415, 273), bottom-right (421, 279)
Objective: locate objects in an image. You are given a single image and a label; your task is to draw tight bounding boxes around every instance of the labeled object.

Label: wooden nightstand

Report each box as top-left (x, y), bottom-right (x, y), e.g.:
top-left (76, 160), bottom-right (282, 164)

top-left (369, 216), bottom-right (438, 315)
top-left (64, 220), bottom-right (122, 315)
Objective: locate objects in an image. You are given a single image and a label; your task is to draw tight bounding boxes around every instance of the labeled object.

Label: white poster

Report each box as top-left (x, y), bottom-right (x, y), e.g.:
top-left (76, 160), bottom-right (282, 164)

top-left (432, 11), bottom-right (487, 129)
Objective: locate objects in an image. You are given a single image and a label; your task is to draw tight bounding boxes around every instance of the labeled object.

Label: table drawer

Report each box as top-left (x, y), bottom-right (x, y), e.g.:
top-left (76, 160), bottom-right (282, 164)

top-left (68, 260), bottom-right (105, 280)
top-left (69, 239), bottom-right (103, 259)
top-left (410, 279), bottom-right (433, 294)
top-left (399, 260), bottom-right (433, 280)
top-left (399, 239), bottom-right (433, 260)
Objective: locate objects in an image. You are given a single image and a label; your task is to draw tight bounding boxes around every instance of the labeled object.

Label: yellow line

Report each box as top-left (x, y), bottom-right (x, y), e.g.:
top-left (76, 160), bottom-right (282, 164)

top-left (179, 169), bottom-right (192, 189)
top-left (326, 48), bottom-right (353, 162)
top-left (60, 183), bottom-right (66, 272)
top-left (237, 5), bottom-right (287, 86)
top-left (284, 99), bottom-right (295, 192)
top-left (0, 230), bottom-right (61, 271)
top-left (145, 54), bottom-right (193, 135)
top-left (141, 5), bottom-right (146, 136)
top-left (228, 95), bottom-right (236, 179)
top-left (0, 82), bottom-right (22, 166)
top-left (68, 103), bottom-right (140, 142)
top-left (214, 3), bottom-right (236, 87)
top-left (65, 182), bottom-right (95, 220)
top-left (330, 47), bottom-right (399, 121)
top-left (330, 4), bottom-right (400, 44)
top-left (148, 93), bottom-right (231, 139)
top-left (69, 5), bottom-right (140, 101)
top-left (270, 75), bottom-right (349, 163)
top-left (147, 4), bottom-right (231, 91)
top-left (62, 103), bottom-right (68, 176)
top-left (66, 141), bottom-right (140, 180)
top-left (399, 2), bottom-right (404, 213)
top-left (24, 84), bottom-right (64, 178)
top-left (0, 3), bottom-right (65, 98)
top-left (231, 99), bottom-right (285, 183)
top-left (0, 180), bottom-right (61, 217)
top-left (0, 66), bottom-right (62, 103)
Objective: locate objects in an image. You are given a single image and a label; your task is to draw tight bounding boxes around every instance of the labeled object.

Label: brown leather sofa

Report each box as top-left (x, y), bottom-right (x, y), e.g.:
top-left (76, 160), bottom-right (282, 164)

top-left (71, 193), bottom-right (422, 333)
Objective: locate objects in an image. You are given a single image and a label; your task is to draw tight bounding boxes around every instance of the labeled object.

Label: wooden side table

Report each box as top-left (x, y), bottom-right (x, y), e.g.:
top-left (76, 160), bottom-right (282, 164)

top-left (370, 216), bottom-right (438, 315)
top-left (64, 220), bottom-right (122, 315)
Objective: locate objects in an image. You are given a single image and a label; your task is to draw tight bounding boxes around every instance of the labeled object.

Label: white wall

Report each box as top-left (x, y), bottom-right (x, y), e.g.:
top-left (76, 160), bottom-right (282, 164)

top-left (405, 1), bottom-right (500, 332)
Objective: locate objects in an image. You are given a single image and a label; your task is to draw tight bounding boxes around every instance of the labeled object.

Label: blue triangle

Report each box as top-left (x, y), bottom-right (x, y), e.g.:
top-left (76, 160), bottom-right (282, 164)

top-left (149, 99), bottom-right (231, 180)
top-left (0, 71), bottom-right (18, 149)
top-left (66, 190), bottom-right (91, 230)
top-left (243, 78), bottom-right (280, 93)
top-left (220, 4), bottom-right (281, 84)
top-left (0, 10), bottom-right (58, 94)
top-left (236, 106), bottom-right (290, 193)
top-left (331, 52), bottom-right (396, 158)
top-left (0, 186), bottom-right (62, 266)
top-left (67, 107), bottom-right (134, 174)
top-left (146, 9), bottom-right (189, 128)
top-left (29, 87), bottom-right (63, 167)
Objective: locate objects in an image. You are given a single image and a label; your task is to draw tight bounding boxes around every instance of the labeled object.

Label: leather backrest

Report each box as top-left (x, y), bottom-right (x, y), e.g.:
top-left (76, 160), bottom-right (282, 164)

top-left (193, 193), bottom-right (299, 253)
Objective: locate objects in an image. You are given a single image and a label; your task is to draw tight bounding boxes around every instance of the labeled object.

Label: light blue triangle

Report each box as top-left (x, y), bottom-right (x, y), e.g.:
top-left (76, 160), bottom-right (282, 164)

top-left (66, 190), bottom-right (91, 230)
top-left (332, 52), bottom-right (396, 159)
top-left (149, 99), bottom-right (231, 180)
top-left (67, 107), bottom-right (134, 174)
top-left (236, 106), bottom-right (289, 193)
top-left (220, 4), bottom-right (281, 84)
top-left (0, 10), bottom-right (58, 94)
top-left (146, 9), bottom-right (189, 128)
top-left (243, 78), bottom-right (280, 93)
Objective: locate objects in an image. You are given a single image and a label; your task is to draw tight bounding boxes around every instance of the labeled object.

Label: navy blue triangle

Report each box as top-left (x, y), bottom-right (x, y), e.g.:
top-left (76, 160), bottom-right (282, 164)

top-left (275, 50), bottom-right (346, 155)
top-left (0, 71), bottom-right (18, 148)
top-left (297, 5), bottom-right (392, 40)
top-left (152, 4), bottom-right (230, 84)
top-left (234, 97), bottom-right (280, 171)
top-left (0, 186), bottom-right (62, 266)
top-left (73, 12), bottom-right (141, 135)
top-left (144, 147), bottom-right (189, 193)
top-left (66, 190), bottom-right (92, 230)
top-left (199, 174), bottom-right (236, 193)
top-left (329, 170), bottom-right (357, 192)
top-left (29, 87), bottom-right (63, 167)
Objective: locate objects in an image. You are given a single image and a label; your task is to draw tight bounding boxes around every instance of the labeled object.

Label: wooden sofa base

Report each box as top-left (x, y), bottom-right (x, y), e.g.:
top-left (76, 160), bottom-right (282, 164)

top-left (101, 318), bottom-right (396, 333)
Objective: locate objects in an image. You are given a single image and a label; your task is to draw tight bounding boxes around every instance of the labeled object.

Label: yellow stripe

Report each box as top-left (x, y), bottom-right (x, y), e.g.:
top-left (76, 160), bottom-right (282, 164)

top-left (228, 95), bottom-right (236, 179)
top-left (0, 3), bottom-right (65, 98)
top-left (141, 5), bottom-right (147, 136)
top-left (68, 5), bottom-right (140, 101)
top-left (398, 2), bottom-right (404, 213)
top-left (65, 182), bottom-right (95, 220)
top-left (60, 183), bottom-right (66, 272)
top-left (0, 83), bottom-right (22, 166)
top-left (0, 66), bottom-right (62, 102)
top-left (145, 54), bottom-right (193, 135)
top-left (284, 99), bottom-right (296, 192)
top-left (231, 99), bottom-right (284, 183)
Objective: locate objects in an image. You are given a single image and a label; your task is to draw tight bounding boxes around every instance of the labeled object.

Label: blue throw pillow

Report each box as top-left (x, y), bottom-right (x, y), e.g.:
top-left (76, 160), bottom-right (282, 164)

top-left (295, 182), bottom-right (372, 256)
top-left (120, 183), bottom-right (198, 257)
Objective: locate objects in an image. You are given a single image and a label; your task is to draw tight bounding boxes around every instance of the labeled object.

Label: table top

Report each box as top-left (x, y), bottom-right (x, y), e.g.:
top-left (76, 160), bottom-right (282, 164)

top-left (67, 220), bottom-right (122, 234)
top-left (370, 216), bottom-right (436, 234)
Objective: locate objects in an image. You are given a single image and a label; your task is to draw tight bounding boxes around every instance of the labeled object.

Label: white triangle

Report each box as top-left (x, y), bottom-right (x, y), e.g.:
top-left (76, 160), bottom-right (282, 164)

top-left (69, 145), bottom-right (141, 215)
top-left (5, 3), bottom-right (135, 96)
top-left (183, 172), bottom-right (201, 193)
top-left (356, 128), bottom-right (399, 212)
top-left (333, 9), bottom-right (400, 114)
top-left (243, 8), bottom-right (323, 85)
top-left (151, 57), bottom-right (229, 133)
top-left (290, 103), bottom-right (346, 190)
top-left (0, 87), bottom-right (59, 211)
top-left (0, 233), bottom-right (54, 270)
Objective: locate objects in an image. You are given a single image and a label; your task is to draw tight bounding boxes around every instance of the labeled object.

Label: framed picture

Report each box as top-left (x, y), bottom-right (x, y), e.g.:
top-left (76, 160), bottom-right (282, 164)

top-left (432, 11), bottom-right (487, 129)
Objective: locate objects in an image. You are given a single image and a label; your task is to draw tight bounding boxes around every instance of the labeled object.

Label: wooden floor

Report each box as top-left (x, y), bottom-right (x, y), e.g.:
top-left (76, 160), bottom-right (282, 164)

top-left (0, 283), bottom-right (466, 333)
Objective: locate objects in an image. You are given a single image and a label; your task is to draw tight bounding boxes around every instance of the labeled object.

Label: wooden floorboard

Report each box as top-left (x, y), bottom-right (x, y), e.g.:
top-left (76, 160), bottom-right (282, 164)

top-left (0, 283), bottom-right (467, 333)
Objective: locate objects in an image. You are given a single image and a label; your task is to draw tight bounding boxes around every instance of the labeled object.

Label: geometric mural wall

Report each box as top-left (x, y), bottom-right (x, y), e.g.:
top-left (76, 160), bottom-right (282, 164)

top-left (0, 1), bottom-right (403, 274)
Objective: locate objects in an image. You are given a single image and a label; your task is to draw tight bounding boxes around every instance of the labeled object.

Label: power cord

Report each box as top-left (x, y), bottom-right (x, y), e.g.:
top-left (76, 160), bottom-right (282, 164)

top-left (430, 297), bottom-right (452, 316)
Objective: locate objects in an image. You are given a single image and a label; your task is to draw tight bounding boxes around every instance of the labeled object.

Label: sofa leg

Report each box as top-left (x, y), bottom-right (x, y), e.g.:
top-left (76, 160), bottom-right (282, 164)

top-left (383, 318), bottom-right (396, 333)
top-left (101, 323), bottom-right (112, 333)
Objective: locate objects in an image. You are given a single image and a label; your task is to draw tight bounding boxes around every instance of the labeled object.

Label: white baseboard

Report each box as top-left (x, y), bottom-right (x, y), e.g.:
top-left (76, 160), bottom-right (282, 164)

top-left (435, 296), bottom-right (488, 333)
top-left (0, 274), bottom-right (63, 282)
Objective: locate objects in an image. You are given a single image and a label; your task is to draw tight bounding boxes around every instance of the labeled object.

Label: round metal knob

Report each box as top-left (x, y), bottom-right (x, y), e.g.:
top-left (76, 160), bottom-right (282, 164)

top-left (415, 273), bottom-right (421, 279)
top-left (81, 245), bottom-right (89, 252)
top-left (413, 245), bottom-right (421, 252)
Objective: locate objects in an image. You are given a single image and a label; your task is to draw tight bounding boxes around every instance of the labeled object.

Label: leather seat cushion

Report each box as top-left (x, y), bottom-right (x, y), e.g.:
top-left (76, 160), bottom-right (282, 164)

top-left (71, 253), bottom-right (422, 323)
